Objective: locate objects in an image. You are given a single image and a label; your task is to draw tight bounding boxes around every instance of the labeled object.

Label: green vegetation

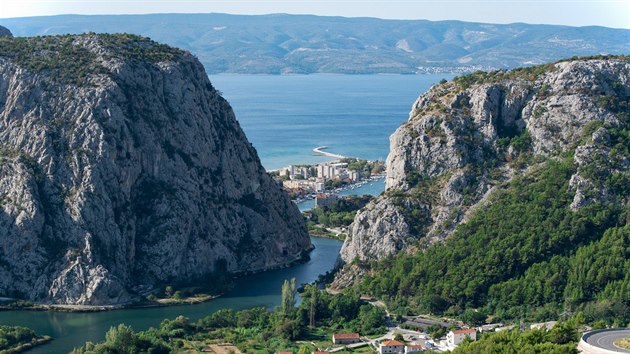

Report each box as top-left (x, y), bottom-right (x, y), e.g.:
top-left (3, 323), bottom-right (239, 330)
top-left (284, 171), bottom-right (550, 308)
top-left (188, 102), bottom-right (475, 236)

top-left (0, 325), bottom-right (51, 353)
top-left (0, 33), bottom-right (182, 85)
top-left (452, 54), bottom-right (630, 90)
top-left (72, 282), bottom-right (386, 353)
top-left (359, 156), bottom-right (629, 325)
top-left (305, 195), bottom-right (374, 228)
top-left (453, 320), bottom-right (581, 354)
top-left (340, 159), bottom-right (385, 178)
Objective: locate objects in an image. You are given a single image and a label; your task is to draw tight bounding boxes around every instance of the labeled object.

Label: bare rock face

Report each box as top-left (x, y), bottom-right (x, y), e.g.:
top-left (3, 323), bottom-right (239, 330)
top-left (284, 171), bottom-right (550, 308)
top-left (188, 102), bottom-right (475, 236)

top-left (0, 34), bottom-right (311, 305)
top-left (0, 26), bottom-right (12, 38)
top-left (334, 57), bottom-right (629, 288)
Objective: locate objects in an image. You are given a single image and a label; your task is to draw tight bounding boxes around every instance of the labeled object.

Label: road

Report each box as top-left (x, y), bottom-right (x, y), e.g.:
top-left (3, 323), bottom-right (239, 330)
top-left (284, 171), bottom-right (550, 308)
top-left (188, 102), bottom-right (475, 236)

top-left (583, 329), bottom-right (630, 353)
top-left (328, 298), bottom-right (442, 352)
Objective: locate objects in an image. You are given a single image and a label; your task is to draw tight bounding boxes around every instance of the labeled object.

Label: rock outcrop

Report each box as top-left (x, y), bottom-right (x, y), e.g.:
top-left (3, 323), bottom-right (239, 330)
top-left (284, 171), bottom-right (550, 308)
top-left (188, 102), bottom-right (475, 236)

top-left (0, 33), bottom-right (311, 305)
top-left (0, 26), bottom-right (11, 37)
top-left (335, 57), bottom-right (629, 287)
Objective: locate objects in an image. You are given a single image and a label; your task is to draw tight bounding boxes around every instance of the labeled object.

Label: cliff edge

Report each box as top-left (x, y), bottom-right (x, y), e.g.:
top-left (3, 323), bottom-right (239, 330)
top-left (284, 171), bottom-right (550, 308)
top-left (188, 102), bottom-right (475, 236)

top-left (0, 33), bottom-right (311, 305)
top-left (335, 56), bottom-right (629, 287)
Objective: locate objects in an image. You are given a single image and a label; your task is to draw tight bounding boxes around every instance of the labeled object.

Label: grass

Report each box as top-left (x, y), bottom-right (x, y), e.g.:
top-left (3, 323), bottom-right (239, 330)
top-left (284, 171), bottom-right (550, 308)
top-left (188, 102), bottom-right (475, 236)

top-left (155, 293), bottom-right (216, 305)
top-left (614, 338), bottom-right (630, 350)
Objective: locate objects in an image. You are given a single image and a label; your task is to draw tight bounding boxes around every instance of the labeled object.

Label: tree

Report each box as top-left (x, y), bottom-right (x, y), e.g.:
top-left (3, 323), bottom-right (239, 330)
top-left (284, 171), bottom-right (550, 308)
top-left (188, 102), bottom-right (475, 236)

top-left (165, 285), bottom-right (174, 298)
top-left (281, 278), bottom-right (297, 316)
top-left (460, 309), bottom-right (487, 326)
top-left (309, 285), bottom-right (318, 328)
top-left (394, 333), bottom-right (404, 342)
top-left (298, 345), bottom-right (311, 354)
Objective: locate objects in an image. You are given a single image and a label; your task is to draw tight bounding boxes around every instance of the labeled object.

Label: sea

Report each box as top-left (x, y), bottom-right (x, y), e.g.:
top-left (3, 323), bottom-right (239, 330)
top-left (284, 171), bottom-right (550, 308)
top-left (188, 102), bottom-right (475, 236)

top-left (0, 74), bottom-right (454, 353)
top-left (209, 74), bottom-right (453, 170)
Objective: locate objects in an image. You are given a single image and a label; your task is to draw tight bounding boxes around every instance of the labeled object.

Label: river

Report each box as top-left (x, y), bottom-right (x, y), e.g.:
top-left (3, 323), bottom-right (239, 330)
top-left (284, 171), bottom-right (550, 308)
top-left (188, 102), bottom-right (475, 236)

top-left (0, 237), bottom-right (342, 354)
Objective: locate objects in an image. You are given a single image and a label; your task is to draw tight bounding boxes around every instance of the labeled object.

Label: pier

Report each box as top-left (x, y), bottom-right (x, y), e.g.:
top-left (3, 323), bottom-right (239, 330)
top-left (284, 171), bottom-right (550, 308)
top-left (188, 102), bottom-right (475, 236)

top-left (313, 146), bottom-right (347, 159)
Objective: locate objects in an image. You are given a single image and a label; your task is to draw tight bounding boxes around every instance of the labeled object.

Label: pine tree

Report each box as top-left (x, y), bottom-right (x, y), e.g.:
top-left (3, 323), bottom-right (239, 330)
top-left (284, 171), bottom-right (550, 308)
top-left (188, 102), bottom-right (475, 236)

top-left (309, 285), bottom-right (318, 327)
top-left (281, 278), bottom-right (297, 316)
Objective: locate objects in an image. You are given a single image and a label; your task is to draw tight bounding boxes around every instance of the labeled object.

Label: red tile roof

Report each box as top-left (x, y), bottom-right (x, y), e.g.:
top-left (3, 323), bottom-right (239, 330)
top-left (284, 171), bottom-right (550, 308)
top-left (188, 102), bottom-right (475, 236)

top-left (382, 340), bottom-right (405, 346)
top-left (333, 333), bottom-right (360, 339)
top-left (453, 328), bottom-right (476, 334)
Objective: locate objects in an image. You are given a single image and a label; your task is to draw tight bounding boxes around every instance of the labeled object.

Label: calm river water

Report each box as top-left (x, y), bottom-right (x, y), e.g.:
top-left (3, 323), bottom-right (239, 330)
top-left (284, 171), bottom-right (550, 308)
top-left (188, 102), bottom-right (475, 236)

top-left (0, 237), bottom-right (342, 354)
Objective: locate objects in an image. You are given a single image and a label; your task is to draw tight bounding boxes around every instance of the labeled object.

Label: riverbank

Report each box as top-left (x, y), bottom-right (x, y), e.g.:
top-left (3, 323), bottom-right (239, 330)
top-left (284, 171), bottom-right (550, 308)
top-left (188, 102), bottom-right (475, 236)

top-left (0, 237), bottom-right (342, 354)
top-left (0, 245), bottom-right (315, 314)
top-left (1, 335), bottom-right (52, 354)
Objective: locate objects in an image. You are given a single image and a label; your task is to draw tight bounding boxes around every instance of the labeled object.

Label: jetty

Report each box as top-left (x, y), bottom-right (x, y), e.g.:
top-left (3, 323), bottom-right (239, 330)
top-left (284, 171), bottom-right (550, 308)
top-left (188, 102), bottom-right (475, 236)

top-left (313, 146), bottom-right (347, 159)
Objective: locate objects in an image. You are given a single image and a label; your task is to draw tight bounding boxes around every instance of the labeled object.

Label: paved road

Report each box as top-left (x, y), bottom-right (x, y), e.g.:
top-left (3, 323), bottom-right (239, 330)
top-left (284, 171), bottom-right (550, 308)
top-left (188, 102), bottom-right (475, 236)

top-left (584, 329), bottom-right (630, 353)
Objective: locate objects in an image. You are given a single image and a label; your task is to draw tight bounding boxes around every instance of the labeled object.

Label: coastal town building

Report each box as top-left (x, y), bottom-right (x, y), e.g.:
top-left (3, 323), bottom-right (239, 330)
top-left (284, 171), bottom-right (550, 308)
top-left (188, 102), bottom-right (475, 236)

top-left (447, 328), bottom-right (477, 347)
top-left (379, 340), bottom-right (405, 354)
top-left (332, 333), bottom-right (361, 344)
top-left (315, 193), bottom-right (339, 209)
top-left (272, 158), bottom-right (385, 201)
top-left (404, 344), bottom-right (426, 353)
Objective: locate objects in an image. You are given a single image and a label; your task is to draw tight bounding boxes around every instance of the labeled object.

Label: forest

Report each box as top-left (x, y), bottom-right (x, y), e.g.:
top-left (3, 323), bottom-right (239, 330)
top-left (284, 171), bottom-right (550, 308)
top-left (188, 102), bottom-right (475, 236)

top-left (359, 156), bottom-right (629, 326)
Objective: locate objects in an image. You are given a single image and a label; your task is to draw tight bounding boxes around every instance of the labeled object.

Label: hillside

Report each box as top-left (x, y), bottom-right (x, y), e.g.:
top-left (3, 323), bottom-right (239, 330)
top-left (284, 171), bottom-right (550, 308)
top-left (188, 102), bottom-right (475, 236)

top-left (1, 14), bottom-right (628, 74)
top-left (333, 56), bottom-right (630, 324)
top-left (0, 32), bottom-right (311, 305)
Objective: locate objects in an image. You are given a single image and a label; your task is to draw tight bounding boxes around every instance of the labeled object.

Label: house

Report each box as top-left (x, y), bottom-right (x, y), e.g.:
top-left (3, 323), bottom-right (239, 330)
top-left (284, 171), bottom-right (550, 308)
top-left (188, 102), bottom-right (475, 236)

top-left (332, 333), bottom-right (361, 344)
top-left (404, 344), bottom-right (426, 353)
top-left (447, 328), bottom-right (477, 347)
top-left (379, 340), bottom-right (405, 354)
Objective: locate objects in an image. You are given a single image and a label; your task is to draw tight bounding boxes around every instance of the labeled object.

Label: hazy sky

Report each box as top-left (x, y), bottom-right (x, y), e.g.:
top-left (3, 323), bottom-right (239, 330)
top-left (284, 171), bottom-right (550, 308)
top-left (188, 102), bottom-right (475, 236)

top-left (1, 0), bottom-right (629, 28)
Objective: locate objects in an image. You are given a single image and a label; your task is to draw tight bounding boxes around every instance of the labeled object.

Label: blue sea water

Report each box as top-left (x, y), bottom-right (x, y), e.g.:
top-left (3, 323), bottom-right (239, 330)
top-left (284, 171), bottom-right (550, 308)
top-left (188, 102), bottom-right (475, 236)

top-left (297, 177), bottom-right (387, 212)
top-left (209, 74), bottom-right (453, 170)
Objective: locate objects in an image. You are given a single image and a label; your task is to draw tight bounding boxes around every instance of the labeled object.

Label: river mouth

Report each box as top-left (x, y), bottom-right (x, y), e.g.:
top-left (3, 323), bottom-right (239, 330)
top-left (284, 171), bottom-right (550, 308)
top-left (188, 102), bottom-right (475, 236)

top-left (0, 237), bottom-right (342, 354)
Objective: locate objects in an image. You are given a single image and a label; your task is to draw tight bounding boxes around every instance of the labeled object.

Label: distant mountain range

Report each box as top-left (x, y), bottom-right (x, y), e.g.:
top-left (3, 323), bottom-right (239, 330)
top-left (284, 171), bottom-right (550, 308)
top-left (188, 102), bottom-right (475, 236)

top-left (1, 13), bottom-right (628, 74)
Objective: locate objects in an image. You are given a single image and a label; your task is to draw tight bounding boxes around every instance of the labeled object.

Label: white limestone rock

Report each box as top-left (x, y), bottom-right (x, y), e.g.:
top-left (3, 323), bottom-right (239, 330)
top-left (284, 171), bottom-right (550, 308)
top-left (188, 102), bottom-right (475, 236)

top-left (0, 34), bottom-right (311, 305)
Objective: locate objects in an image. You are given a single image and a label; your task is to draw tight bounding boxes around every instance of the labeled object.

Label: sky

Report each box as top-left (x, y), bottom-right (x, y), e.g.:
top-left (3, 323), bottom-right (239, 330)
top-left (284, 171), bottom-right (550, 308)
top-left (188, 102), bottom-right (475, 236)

top-left (0, 0), bottom-right (629, 29)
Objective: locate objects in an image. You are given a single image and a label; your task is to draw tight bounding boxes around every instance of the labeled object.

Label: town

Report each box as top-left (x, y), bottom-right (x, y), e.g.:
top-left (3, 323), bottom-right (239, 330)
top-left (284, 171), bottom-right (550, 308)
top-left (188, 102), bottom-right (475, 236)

top-left (269, 158), bottom-right (385, 204)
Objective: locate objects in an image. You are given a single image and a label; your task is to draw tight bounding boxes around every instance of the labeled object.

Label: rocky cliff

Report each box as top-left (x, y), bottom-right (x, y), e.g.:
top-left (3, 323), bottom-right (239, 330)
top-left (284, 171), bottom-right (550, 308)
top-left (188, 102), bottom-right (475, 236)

top-left (0, 33), bottom-right (311, 305)
top-left (0, 26), bottom-right (11, 38)
top-left (335, 56), bottom-right (629, 286)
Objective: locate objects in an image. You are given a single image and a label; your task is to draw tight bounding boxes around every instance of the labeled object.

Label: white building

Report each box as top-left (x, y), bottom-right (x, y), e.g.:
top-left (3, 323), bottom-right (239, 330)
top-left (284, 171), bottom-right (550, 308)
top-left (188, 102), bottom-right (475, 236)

top-left (447, 328), bottom-right (477, 347)
top-left (404, 344), bottom-right (425, 353)
top-left (332, 333), bottom-right (361, 344)
top-left (379, 340), bottom-right (405, 354)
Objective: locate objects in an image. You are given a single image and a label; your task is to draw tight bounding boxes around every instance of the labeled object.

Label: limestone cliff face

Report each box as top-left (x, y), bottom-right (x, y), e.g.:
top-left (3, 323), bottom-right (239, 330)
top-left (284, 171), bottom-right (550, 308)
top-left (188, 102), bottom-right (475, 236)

top-left (0, 27), bottom-right (12, 38)
top-left (0, 33), bottom-right (311, 305)
top-left (336, 58), bottom-right (629, 285)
